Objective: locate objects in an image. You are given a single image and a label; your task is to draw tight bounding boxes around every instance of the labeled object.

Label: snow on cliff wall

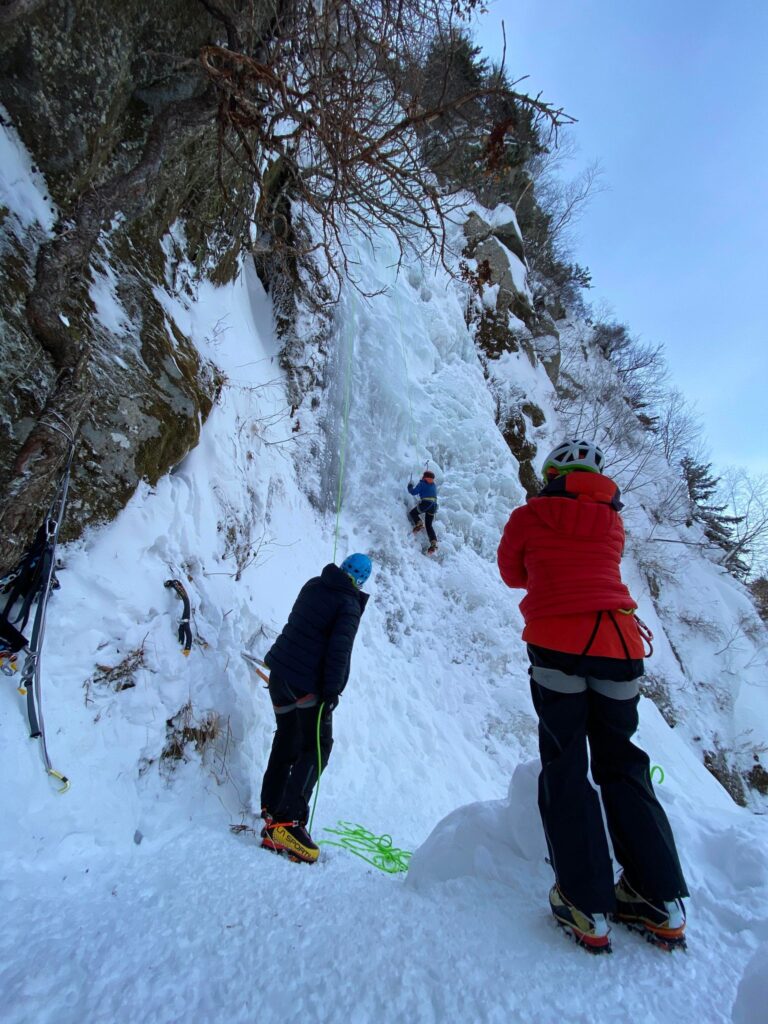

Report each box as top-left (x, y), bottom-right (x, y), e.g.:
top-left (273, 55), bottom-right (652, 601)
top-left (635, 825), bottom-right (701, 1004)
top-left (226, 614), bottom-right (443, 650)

top-left (2, 122), bottom-right (767, 1024)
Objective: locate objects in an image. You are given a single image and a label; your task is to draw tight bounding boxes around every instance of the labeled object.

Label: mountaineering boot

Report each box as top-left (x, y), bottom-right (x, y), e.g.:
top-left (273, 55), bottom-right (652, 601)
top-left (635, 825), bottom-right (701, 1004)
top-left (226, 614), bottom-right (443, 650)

top-left (613, 874), bottom-right (686, 950)
top-left (261, 820), bottom-right (320, 863)
top-left (427, 543), bottom-right (438, 555)
top-left (411, 522), bottom-right (424, 535)
top-left (549, 886), bottom-right (612, 954)
top-left (259, 807), bottom-right (274, 840)
top-left (0, 644), bottom-right (19, 676)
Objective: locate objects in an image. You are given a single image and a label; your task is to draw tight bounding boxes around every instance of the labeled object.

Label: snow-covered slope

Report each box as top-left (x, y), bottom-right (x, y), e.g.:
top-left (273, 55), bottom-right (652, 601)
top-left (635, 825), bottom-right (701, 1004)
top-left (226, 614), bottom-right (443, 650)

top-left (2, 133), bottom-right (768, 1024)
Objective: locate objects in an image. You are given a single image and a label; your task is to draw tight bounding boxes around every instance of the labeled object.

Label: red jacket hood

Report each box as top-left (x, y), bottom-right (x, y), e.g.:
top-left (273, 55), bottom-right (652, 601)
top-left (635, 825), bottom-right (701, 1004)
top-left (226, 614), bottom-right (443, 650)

top-left (496, 470), bottom-right (637, 623)
top-left (526, 472), bottom-right (622, 540)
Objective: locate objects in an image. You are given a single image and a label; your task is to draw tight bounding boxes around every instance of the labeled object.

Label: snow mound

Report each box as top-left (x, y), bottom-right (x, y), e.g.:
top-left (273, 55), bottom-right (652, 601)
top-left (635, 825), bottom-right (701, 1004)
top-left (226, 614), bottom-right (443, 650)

top-left (407, 759), bottom-right (546, 890)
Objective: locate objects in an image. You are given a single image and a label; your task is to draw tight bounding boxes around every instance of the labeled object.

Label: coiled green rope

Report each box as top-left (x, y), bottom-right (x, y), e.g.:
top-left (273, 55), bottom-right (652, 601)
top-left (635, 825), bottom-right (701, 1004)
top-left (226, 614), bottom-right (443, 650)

top-left (320, 821), bottom-right (412, 874)
top-left (308, 703), bottom-right (411, 874)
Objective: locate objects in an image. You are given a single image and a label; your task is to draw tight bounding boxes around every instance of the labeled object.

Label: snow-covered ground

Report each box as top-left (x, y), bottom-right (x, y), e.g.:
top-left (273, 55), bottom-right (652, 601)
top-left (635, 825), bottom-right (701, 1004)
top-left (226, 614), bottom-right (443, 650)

top-left (2, 120), bottom-right (768, 1024)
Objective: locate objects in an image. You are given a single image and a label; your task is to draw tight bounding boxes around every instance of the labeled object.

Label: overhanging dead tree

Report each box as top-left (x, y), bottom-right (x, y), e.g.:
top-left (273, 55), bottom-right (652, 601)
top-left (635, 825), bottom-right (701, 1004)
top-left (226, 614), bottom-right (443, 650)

top-left (197, 0), bottom-right (574, 289)
top-left (1, 0), bottom-right (572, 569)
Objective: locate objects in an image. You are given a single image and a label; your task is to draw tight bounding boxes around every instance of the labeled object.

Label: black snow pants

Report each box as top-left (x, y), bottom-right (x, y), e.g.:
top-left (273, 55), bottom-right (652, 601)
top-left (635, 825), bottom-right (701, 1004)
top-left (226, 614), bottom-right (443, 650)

top-left (528, 646), bottom-right (688, 914)
top-left (260, 674), bottom-right (333, 824)
top-left (409, 504), bottom-right (436, 544)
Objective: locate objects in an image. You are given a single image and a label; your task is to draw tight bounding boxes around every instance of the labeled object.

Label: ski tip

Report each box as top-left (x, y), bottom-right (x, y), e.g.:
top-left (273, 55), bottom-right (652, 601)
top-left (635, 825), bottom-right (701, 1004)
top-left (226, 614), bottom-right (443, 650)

top-left (48, 768), bottom-right (70, 794)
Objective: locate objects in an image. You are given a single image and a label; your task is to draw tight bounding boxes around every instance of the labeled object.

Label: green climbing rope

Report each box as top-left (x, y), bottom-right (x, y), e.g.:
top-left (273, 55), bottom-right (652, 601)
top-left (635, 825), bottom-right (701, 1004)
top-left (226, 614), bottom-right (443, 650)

top-left (332, 291), bottom-right (356, 564)
top-left (320, 821), bottom-right (412, 874)
top-left (308, 700), bottom-right (326, 834)
top-left (393, 279), bottom-right (418, 453)
top-left (306, 710), bottom-right (411, 875)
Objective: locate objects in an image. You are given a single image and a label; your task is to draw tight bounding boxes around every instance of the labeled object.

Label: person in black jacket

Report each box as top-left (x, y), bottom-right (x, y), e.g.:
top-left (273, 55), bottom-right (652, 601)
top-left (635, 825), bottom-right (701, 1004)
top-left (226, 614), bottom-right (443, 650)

top-left (259, 553), bottom-right (372, 862)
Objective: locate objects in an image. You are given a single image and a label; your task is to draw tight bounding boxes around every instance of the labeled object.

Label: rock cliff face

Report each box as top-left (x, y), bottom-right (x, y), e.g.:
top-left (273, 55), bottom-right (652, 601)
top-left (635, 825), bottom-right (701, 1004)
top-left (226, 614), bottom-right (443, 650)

top-left (462, 207), bottom-right (559, 495)
top-left (0, 3), bottom-right (553, 568)
top-left (0, 1), bottom-right (261, 569)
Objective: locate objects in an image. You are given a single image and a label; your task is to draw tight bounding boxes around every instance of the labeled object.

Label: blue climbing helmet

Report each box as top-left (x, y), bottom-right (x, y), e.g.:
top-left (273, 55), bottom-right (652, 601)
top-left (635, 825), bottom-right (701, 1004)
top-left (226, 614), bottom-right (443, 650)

top-left (340, 553), bottom-right (372, 588)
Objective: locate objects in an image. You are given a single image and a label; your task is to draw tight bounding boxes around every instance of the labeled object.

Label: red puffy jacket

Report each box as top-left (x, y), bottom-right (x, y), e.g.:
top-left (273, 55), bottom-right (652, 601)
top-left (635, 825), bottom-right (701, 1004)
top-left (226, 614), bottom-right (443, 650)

top-left (497, 471), bottom-right (644, 658)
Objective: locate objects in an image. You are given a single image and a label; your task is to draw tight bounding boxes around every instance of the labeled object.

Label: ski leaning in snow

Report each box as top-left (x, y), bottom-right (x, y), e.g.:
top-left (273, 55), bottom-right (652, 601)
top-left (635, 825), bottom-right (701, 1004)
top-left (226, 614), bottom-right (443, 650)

top-left (0, 424), bottom-right (76, 792)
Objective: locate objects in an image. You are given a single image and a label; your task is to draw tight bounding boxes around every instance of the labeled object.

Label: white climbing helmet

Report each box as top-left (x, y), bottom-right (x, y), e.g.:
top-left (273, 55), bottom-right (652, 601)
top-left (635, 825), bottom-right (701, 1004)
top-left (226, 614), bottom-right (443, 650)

top-left (541, 439), bottom-right (606, 479)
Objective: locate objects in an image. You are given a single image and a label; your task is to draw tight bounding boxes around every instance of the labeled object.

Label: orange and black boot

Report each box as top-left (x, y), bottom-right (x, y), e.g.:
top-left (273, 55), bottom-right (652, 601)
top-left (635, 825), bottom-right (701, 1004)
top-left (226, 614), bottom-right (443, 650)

top-left (549, 885), bottom-right (612, 954)
top-left (613, 874), bottom-right (686, 950)
top-left (259, 808), bottom-right (274, 840)
top-left (261, 820), bottom-right (320, 863)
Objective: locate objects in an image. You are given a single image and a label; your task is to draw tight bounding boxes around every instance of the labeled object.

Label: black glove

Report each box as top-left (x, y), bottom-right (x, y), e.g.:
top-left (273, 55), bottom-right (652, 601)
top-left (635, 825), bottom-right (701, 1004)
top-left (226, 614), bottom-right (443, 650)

top-left (322, 693), bottom-right (339, 714)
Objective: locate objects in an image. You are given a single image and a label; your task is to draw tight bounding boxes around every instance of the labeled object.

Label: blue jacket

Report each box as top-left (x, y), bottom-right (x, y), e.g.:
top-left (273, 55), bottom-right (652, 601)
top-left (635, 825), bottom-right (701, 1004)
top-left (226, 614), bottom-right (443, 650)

top-left (408, 479), bottom-right (438, 512)
top-left (265, 564), bottom-right (368, 698)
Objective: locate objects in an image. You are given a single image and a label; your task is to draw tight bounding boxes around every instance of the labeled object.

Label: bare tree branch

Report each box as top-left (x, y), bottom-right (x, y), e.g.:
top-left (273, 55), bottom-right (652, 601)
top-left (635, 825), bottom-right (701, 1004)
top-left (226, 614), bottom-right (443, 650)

top-left (197, 0), bottom-right (574, 288)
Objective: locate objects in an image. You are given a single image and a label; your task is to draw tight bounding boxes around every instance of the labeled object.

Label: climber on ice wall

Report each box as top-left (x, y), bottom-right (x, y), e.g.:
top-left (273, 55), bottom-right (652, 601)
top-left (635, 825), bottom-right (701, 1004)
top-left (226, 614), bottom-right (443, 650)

top-left (408, 470), bottom-right (438, 555)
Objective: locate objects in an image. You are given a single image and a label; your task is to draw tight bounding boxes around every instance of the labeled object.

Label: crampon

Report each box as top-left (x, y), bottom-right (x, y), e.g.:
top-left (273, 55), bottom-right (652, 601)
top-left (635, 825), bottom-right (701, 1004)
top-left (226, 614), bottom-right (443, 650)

top-left (613, 916), bottom-right (687, 951)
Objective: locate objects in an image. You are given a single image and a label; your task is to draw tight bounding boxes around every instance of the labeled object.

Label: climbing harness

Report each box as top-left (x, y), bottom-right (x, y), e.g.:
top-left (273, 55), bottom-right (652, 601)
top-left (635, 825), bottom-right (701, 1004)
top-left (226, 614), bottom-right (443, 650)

top-left (320, 821), bottom-right (412, 874)
top-left (1, 424), bottom-right (76, 793)
top-left (164, 579), bottom-right (193, 655)
top-left (614, 608), bottom-right (654, 658)
top-left (634, 614), bottom-right (654, 657)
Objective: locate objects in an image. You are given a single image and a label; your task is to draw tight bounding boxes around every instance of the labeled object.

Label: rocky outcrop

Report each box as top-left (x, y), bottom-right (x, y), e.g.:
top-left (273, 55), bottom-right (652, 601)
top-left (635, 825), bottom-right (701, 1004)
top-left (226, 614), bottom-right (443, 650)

top-left (463, 209), bottom-right (559, 497)
top-left (500, 409), bottom-right (540, 497)
top-left (462, 209), bottom-right (561, 378)
top-left (0, 1), bottom-right (262, 569)
top-left (463, 211), bottom-right (533, 326)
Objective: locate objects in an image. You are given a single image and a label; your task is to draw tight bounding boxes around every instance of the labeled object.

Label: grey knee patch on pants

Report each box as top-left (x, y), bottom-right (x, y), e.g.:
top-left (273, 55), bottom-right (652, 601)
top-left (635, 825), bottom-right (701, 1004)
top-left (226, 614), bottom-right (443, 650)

top-left (530, 665), bottom-right (587, 694)
top-left (531, 665), bottom-right (639, 700)
top-left (273, 693), bottom-right (318, 714)
top-left (588, 676), bottom-right (640, 700)
top-left (269, 676), bottom-right (319, 713)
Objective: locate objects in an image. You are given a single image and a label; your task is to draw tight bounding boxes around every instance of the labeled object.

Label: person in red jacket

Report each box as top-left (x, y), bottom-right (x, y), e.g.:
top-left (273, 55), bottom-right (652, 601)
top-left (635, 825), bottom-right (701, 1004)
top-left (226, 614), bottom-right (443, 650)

top-left (497, 439), bottom-right (688, 954)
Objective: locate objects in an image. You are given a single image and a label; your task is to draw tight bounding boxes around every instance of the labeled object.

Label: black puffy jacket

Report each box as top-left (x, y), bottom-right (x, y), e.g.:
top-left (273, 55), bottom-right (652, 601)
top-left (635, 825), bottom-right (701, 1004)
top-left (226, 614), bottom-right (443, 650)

top-left (264, 563), bottom-right (369, 698)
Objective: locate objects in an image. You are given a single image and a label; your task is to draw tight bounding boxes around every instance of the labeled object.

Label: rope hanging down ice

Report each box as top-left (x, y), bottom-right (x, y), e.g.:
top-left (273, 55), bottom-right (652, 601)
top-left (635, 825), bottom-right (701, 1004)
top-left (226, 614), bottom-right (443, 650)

top-left (393, 272), bottom-right (418, 455)
top-left (332, 286), bottom-right (357, 564)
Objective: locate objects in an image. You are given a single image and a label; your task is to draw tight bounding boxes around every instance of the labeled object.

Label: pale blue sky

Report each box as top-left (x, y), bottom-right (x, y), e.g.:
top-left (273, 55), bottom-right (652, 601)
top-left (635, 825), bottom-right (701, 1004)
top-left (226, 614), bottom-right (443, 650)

top-left (474, 0), bottom-right (768, 475)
